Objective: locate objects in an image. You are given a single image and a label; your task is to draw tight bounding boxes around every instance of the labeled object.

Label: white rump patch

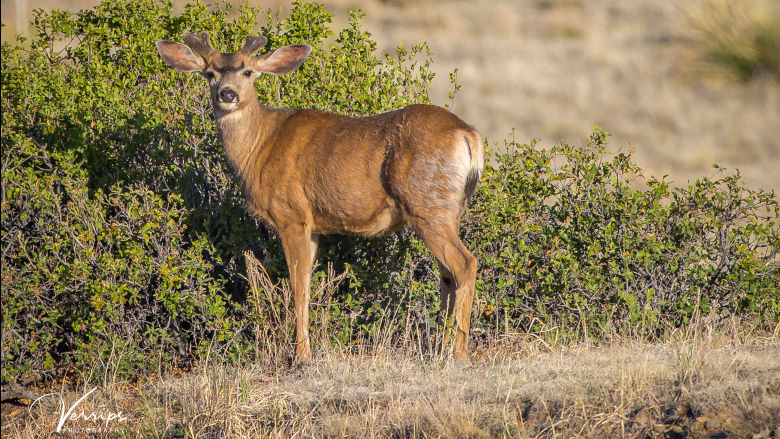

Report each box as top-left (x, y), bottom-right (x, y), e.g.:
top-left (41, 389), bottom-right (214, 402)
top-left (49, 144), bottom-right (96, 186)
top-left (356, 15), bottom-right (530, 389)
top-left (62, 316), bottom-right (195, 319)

top-left (452, 134), bottom-right (472, 185)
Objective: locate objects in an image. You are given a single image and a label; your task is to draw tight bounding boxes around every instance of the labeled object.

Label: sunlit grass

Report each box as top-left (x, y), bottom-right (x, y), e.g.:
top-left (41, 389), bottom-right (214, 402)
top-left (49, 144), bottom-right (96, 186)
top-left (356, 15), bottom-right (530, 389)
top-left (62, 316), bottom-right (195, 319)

top-left (4, 317), bottom-right (778, 438)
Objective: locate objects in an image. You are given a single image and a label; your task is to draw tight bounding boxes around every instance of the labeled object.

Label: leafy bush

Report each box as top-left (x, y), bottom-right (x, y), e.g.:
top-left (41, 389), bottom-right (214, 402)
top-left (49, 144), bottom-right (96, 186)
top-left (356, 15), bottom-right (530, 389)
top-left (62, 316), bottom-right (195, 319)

top-left (467, 131), bottom-right (779, 340)
top-left (1, 138), bottom-right (225, 382)
top-left (2, 0), bottom-right (778, 385)
top-left (1, 0), bottom-right (436, 383)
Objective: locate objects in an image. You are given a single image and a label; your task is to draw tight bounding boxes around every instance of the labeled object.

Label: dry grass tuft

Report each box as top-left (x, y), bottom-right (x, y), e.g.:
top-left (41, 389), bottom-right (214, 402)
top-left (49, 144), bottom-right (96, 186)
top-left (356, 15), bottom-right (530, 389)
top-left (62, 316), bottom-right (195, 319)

top-left (682, 0), bottom-right (780, 82)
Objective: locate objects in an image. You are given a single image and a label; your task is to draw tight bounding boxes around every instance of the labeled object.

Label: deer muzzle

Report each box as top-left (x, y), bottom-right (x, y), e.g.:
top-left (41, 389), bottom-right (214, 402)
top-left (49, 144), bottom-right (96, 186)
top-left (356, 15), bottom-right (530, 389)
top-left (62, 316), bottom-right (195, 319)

top-left (219, 88), bottom-right (238, 103)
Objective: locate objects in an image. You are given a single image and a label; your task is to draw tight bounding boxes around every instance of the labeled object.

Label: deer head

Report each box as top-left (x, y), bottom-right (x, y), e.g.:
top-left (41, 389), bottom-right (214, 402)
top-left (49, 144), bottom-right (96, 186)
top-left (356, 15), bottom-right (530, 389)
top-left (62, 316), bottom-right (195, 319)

top-left (156, 31), bottom-right (311, 114)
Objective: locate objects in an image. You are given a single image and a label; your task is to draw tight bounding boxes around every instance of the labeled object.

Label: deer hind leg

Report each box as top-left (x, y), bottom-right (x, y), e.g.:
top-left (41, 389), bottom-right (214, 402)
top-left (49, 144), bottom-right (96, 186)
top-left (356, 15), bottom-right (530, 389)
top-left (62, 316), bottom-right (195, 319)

top-left (413, 223), bottom-right (477, 361)
top-left (437, 262), bottom-right (456, 346)
top-left (279, 224), bottom-right (317, 365)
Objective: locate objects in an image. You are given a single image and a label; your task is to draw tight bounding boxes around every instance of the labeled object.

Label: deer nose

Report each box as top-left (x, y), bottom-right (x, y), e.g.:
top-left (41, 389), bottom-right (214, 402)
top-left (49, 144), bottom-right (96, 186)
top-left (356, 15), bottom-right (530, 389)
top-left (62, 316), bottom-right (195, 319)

top-left (219, 88), bottom-right (238, 103)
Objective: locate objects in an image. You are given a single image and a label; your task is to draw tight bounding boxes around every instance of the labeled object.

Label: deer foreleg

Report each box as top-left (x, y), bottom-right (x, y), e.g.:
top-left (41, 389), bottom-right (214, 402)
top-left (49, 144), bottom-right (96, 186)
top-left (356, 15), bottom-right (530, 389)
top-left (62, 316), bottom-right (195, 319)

top-left (280, 224), bottom-right (317, 364)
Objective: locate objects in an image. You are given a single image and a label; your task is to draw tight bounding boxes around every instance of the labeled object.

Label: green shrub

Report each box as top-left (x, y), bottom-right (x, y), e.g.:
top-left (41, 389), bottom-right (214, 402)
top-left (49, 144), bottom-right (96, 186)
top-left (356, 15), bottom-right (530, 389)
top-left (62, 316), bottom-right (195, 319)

top-left (466, 131), bottom-right (779, 339)
top-left (1, 138), bottom-right (226, 382)
top-left (2, 0), bottom-right (778, 386)
top-left (1, 0), bottom-right (436, 383)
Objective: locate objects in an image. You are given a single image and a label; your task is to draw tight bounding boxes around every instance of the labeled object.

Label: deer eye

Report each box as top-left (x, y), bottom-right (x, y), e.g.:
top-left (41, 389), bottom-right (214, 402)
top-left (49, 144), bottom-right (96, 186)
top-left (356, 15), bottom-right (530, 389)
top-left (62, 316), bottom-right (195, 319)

top-left (205, 71), bottom-right (215, 79)
top-left (243, 70), bottom-right (253, 78)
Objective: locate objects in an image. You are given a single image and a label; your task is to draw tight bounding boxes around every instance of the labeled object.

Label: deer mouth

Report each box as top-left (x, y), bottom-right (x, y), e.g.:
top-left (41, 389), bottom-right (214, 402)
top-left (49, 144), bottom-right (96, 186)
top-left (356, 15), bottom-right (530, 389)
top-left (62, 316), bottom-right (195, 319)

top-left (217, 101), bottom-right (239, 111)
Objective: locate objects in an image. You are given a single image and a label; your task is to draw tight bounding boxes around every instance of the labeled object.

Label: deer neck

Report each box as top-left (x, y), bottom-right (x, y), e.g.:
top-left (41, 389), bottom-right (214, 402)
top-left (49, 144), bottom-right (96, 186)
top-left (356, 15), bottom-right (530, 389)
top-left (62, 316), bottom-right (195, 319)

top-left (215, 97), bottom-right (272, 178)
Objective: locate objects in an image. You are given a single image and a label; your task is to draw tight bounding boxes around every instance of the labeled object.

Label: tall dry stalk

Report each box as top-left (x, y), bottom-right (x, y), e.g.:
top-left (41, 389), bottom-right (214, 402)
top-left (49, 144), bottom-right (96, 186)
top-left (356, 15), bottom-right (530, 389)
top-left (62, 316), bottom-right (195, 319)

top-left (243, 250), bottom-right (352, 364)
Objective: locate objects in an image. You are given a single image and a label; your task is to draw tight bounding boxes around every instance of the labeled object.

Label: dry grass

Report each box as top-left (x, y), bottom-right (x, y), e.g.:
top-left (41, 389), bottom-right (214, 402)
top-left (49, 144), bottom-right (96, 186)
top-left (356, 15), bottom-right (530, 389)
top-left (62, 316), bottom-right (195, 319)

top-left (3, 235), bottom-right (779, 438)
top-left (3, 318), bottom-right (778, 438)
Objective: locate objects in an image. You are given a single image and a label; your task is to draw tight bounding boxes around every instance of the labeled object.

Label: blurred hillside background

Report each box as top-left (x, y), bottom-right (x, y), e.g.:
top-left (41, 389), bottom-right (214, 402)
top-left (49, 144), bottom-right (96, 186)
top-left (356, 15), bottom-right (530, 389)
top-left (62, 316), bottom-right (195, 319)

top-left (3, 0), bottom-right (779, 191)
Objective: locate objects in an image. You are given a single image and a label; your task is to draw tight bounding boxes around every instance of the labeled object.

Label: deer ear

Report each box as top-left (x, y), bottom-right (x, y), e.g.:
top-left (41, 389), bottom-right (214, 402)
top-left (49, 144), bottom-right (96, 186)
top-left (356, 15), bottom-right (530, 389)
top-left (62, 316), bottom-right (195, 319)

top-left (240, 35), bottom-right (268, 55)
top-left (254, 45), bottom-right (311, 75)
top-left (156, 40), bottom-right (206, 72)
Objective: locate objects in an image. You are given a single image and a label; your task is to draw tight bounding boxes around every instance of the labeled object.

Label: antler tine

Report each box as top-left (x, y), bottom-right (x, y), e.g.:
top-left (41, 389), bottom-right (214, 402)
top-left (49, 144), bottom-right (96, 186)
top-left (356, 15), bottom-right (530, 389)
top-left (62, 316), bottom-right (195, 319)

top-left (240, 35), bottom-right (268, 55)
top-left (182, 31), bottom-right (217, 59)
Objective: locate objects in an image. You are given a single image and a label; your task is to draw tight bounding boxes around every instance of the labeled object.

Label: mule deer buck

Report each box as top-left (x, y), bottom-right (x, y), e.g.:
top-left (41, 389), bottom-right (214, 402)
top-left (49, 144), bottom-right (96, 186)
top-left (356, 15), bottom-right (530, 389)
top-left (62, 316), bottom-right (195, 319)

top-left (156, 32), bottom-right (484, 363)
